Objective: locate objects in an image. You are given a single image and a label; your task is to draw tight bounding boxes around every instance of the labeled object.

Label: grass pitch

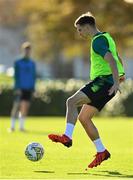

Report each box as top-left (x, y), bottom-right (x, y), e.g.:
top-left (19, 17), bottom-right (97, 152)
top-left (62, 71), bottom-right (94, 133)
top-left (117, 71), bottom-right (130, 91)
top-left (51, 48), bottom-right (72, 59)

top-left (0, 117), bottom-right (133, 180)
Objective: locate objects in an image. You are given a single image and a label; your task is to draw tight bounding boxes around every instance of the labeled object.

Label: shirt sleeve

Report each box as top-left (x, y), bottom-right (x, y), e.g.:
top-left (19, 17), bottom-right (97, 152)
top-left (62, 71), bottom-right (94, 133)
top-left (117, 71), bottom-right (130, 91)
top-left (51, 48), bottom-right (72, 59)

top-left (92, 36), bottom-right (110, 57)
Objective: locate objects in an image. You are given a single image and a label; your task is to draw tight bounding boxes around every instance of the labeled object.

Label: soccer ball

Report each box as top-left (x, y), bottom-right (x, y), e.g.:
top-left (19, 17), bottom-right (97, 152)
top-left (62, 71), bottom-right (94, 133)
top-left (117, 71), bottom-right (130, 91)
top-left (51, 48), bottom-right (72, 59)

top-left (25, 142), bottom-right (44, 162)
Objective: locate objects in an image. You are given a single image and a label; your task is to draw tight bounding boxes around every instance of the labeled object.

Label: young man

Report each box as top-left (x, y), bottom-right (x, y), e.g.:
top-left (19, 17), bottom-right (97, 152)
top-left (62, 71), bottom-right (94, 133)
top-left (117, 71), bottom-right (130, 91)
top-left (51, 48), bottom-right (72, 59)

top-left (10, 42), bottom-right (36, 132)
top-left (48, 12), bottom-right (125, 168)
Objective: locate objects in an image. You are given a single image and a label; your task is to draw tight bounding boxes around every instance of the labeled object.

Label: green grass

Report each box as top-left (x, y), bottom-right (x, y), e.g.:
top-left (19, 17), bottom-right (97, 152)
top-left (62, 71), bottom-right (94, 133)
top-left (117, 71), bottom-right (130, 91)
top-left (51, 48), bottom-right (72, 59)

top-left (0, 117), bottom-right (133, 180)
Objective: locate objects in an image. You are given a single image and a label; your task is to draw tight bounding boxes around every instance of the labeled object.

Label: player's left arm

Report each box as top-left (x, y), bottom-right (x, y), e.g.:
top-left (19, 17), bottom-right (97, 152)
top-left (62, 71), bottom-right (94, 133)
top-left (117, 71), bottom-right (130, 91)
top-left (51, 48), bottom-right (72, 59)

top-left (104, 52), bottom-right (120, 95)
top-left (118, 55), bottom-right (123, 66)
top-left (118, 54), bottom-right (125, 82)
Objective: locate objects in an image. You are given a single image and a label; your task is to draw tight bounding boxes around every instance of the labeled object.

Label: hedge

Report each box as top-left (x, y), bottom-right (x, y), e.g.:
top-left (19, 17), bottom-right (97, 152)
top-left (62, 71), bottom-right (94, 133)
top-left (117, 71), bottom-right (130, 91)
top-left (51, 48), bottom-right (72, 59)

top-left (0, 79), bottom-right (84, 116)
top-left (0, 79), bottom-right (133, 116)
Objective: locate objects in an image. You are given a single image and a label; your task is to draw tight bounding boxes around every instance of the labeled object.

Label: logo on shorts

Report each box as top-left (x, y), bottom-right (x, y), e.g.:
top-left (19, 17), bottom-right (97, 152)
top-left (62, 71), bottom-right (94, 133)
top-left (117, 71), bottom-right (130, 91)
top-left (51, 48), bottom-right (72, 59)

top-left (91, 84), bottom-right (100, 92)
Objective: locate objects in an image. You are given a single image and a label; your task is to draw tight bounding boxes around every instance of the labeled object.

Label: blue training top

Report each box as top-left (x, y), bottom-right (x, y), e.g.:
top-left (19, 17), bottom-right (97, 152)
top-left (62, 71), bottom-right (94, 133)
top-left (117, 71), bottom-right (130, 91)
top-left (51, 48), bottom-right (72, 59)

top-left (14, 57), bottom-right (36, 90)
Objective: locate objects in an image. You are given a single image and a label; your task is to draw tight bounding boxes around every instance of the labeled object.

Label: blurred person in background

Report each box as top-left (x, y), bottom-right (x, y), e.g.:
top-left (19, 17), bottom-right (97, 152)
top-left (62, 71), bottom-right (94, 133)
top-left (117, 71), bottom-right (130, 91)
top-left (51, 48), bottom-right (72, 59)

top-left (9, 42), bottom-right (36, 132)
top-left (48, 12), bottom-right (125, 168)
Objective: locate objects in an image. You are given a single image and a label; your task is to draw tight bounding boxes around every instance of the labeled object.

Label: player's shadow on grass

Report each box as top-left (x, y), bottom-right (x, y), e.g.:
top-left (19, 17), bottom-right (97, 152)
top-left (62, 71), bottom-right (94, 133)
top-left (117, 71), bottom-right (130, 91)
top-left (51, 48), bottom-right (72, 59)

top-left (34, 170), bottom-right (55, 173)
top-left (97, 171), bottom-right (133, 178)
top-left (68, 171), bottom-right (133, 178)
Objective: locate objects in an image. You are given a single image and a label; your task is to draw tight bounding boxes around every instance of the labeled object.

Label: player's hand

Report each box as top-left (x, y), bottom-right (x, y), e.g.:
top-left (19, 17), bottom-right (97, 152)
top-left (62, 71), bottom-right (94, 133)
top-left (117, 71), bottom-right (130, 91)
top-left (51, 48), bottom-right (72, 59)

top-left (119, 75), bottom-right (125, 83)
top-left (108, 83), bottom-right (120, 96)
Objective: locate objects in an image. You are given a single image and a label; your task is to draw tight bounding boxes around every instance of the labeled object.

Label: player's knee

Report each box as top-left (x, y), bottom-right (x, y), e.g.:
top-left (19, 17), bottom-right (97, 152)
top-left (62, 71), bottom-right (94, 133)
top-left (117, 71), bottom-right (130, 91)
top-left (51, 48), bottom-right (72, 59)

top-left (78, 113), bottom-right (92, 123)
top-left (66, 97), bottom-right (75, 107)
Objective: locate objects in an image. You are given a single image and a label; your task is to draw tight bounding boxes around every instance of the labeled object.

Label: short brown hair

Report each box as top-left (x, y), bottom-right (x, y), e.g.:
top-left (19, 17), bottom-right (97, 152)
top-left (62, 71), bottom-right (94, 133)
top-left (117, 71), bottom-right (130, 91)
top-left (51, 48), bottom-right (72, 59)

top-left (74, 12), bottom-right (96, 27)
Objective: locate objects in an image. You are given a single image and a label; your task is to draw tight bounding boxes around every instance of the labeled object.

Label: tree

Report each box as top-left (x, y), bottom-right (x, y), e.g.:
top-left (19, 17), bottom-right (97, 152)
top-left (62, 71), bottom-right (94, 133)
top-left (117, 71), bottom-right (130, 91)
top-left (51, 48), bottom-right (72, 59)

top-left (0, 0), bottom-right (133, 59)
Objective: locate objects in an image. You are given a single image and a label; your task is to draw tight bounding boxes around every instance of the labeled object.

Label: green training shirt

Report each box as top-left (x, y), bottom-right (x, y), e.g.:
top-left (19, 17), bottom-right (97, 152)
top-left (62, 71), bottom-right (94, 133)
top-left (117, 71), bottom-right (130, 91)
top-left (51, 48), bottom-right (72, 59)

top-left (90, 32), bottom-right (125, 80)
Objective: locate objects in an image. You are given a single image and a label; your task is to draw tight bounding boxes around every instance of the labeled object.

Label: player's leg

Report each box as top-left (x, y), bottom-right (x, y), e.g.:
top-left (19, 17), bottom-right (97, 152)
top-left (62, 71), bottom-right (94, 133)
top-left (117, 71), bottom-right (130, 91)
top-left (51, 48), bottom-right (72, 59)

top-left (19, 100), bottom-right (30, 131)
top-left (78, 104), bottom-right (107, 152)
top-left (48, 90), bottom-right (91, 147)
top-left (78, 104), bottom-right (99, 141)
top-left (78, 76), bottom-right (116, 168)
top-left (10, 101), bottom-right (20, 131)
top-left (19, 90), bottom-right (32, 131)
top-left (65, 90), bottom-right (91, 134)
top-left (78, 104), bottom-right (110, 168)
top-left (10, 90), bottom-right (21, 131)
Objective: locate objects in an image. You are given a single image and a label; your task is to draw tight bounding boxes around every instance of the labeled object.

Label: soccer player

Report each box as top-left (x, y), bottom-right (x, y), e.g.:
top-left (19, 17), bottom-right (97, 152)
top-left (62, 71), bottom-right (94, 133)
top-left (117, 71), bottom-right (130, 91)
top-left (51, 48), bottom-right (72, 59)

top-left (48, 12), bottom-right (125, 168)
top-left (10, 42), bottom-right (36, 132)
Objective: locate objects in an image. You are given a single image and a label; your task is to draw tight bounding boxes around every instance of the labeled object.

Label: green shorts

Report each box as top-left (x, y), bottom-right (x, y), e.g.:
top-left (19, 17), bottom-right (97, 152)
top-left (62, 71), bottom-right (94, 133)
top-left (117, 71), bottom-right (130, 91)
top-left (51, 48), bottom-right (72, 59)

top-left (80, 75), bottom-right (115, 111)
